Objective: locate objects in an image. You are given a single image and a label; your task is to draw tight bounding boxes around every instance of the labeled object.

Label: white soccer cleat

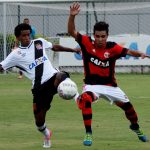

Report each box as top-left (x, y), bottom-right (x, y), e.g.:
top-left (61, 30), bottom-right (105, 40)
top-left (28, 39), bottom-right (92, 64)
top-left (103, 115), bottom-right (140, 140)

top-left (43, 129), bottom-right (52, 148)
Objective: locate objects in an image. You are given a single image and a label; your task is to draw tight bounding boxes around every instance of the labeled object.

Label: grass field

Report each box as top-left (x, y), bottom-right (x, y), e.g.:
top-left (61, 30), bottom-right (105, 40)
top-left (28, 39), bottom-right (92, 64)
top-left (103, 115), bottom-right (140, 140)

top-left (0, 73), bottom-right (150, 150)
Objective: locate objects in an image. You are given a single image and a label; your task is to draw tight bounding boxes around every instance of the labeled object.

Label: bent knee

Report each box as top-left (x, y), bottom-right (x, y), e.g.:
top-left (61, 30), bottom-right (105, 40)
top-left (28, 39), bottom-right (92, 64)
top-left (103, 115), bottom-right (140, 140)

top-left (77, 92), bottom-right (93, 110)
top-left (54, 72), bottom-right (70, 87)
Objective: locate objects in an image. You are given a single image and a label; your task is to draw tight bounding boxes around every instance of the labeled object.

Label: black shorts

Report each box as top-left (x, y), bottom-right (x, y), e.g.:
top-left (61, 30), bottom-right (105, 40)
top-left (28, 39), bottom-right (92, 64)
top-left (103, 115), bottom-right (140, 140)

top-left (31, 74), bottom-right (57, 112)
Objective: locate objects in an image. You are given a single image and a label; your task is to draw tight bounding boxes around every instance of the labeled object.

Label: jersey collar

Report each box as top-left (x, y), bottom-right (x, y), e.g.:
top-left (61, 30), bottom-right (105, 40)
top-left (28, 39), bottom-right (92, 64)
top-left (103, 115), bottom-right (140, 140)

top-left (19, 41), bottom-right (33, 49)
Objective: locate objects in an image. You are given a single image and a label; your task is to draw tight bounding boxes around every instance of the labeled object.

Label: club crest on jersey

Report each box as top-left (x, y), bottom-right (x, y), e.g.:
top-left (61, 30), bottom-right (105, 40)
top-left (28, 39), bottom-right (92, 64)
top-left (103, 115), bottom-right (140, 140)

top-left (17, 51), bottom-right (26, 57)
top-left (35, 43), bottom-right (43, 50)
top-left (17, 51), bottom-right (22, 55)
top-left (104, 52), bottom-right (110, 58)
top-left (92, 49), bottom-right (96, 53)
top-left (90, 57), bottom-right (109, 67)
top-left (29, 56), bottom-right (47, 70)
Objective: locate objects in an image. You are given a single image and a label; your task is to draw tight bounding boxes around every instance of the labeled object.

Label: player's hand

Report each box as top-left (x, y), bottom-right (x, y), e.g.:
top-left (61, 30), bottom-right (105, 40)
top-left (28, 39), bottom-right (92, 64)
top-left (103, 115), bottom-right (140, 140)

top-left (145, 55), bottom-right (150, 59)
top-left (70, 2), bottom-right (80, 16)
top-left (141, 53), bottom-right (150, 59)
top-left (75, 48), bottom-right (81, 54)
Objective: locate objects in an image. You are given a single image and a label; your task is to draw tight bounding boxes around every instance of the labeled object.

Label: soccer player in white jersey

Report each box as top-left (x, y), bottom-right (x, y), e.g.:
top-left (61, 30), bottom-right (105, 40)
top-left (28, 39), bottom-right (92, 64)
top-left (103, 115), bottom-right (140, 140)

top-left (0, 23), bottom-right (80, 148)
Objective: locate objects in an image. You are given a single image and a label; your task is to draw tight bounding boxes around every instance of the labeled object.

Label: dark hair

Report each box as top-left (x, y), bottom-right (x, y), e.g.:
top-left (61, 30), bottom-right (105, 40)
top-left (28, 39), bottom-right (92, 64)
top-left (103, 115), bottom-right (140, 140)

top-left (24, 18), bottom-right (29, 21)
top-left (93, 21), bottom-right (109, 35)
top-left (14, 23), bottom-right (32, 37)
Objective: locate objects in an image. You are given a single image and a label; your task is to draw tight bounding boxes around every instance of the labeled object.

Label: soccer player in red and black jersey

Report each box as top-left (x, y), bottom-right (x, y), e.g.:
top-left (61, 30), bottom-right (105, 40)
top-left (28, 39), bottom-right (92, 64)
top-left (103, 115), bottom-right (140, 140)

top-left (68, 2), bottom-right (149, 146)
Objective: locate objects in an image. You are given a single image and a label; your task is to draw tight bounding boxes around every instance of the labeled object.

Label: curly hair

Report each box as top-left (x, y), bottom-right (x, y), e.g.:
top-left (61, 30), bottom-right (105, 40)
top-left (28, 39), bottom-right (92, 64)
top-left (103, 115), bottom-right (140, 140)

top-left (14, 23), bottom-right (32, 37)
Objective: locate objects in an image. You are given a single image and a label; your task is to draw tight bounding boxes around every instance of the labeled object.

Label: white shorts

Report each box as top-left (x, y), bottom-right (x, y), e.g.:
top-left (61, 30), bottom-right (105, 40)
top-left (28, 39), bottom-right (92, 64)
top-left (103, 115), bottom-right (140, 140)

top-left (82, 84), bottom-right (130, 103)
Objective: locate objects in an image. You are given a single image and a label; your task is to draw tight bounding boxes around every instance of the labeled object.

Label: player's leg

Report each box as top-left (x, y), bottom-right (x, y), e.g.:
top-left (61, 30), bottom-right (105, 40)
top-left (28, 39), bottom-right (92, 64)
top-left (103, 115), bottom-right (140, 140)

top-left (76, 91), bottom-right (96, 146)
top-left (31, 76), bottom-right (57, 148)
top-left (115, 101), bottom-right (138, 125)
top-left (115, 101), bottom-right (148, 142)
top-left (31, 72), bottom-right (70, 148)
top-left (100, 85), bottom-right (148, 142)
top-left (33, 105), bottom-right (52, 145)
top-left (34, 87), bottom-right (53, 143)
top-left (54, 71), bottom-right (70, 87)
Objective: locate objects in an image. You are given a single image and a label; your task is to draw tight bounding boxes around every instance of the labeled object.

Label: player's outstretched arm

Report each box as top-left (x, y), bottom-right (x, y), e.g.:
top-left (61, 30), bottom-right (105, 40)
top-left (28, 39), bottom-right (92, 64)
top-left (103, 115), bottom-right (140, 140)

top-left (127, 49), bottom-right (150, 59)
top-left (52, 44), bottom-right (81, 53)
top-left (68, 2), bottom-right (80, 39)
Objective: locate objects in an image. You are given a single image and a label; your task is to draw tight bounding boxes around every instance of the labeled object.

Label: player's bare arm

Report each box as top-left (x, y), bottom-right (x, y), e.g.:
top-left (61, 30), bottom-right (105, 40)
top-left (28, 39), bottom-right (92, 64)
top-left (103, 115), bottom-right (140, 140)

top-left (127, 49), bottom-right (150, 59)
top-left (68, 2), bottom-right (80, 39)
top-left (52, 44), bottom-right (81, 53)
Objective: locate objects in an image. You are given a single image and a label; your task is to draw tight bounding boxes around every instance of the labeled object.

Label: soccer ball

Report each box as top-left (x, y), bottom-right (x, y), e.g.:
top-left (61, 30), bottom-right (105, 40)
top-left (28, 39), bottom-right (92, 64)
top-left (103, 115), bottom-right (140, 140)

top-left (57, 78), bottom-right (78, 100)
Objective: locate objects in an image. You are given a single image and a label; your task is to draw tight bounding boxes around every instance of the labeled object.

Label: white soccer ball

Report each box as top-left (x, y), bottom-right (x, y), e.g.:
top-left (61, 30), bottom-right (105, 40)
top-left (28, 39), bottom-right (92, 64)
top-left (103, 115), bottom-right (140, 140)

top-left (57, 78), bottom-right (78, 100)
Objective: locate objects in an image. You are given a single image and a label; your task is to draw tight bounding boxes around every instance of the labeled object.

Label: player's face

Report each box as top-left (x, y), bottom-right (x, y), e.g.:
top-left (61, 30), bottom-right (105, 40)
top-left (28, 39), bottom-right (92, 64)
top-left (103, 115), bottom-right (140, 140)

top-left (18, 30), bottom-right (31, 47)
top-left (94, 30), bottom-right (108, 48)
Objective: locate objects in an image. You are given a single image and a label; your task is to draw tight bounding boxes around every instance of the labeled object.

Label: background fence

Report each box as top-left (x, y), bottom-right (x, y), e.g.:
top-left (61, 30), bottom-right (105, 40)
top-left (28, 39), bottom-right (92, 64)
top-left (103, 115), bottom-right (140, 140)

top-left (1, 1), bottom-right (150, 72)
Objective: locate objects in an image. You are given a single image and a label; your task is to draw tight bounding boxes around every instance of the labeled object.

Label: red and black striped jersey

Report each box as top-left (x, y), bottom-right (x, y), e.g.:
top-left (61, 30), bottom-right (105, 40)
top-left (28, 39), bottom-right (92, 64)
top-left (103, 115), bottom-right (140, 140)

top-left (76, 33), bottom-right (128, 87)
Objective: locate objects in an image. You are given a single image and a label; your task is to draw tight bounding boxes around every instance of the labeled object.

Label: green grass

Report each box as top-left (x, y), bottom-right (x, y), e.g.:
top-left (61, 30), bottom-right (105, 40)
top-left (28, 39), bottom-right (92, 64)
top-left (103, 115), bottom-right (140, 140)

top-left (0, 73), bottom-right (150, 150)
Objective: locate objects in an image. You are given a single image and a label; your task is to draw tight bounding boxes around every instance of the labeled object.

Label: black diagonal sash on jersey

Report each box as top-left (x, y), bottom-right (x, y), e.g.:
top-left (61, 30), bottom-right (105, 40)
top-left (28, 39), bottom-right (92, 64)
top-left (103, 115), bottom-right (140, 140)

top-left (34, 40), bottom-right (44, 89)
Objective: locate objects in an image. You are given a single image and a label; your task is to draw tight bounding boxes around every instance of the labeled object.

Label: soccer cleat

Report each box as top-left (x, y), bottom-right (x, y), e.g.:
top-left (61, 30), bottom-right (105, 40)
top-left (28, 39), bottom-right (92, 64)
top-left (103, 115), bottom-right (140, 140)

top-left (43, 129), bottom-right (52, 148)
top-left (83, 133), bottom-right (92, 146)
top-left (130, 125), bottom-right (149, 142)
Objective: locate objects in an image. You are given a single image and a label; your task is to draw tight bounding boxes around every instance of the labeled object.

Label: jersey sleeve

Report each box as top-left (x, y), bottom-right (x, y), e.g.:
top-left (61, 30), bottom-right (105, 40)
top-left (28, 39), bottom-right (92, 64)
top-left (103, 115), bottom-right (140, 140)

top-left (0, 51), bottom-right (17, 70)
top-left (76, 32), bottom-right (91, 51)
top-left (45, 41), bottom-right (53, 49)
top-left (76, 32), bottom-right (82, 44)
top-left (76, 32), bottom-right (90, 44)
top-left (38, 38), bottom-right (53, 49)
top-left (113, 43), bottom-right (128, 58)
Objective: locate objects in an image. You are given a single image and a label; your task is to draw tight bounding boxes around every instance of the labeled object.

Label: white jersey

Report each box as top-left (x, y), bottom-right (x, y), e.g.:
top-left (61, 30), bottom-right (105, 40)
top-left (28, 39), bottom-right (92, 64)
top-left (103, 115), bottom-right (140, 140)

top-left (0, 38), bottom-right (58, 87)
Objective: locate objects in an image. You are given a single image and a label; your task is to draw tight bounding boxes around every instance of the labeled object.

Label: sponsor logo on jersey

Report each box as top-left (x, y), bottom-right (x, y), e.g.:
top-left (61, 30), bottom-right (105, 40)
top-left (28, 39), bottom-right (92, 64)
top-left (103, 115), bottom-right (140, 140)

top-left (90, 57), bottom-right (109, 67)
top-left (29, 56), bottom-right (48, 70)
top-left (35, 43), bottom-right (43, 50)
top-left (17, 51), bottom-right (22, 55)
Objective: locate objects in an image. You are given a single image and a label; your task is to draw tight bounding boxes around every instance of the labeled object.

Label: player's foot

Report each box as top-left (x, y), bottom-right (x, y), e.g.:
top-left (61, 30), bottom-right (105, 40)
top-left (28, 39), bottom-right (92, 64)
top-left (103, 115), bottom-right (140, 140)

top-left (43, 129), bottom-right (52, 148)
top-left (83, 133), bottom-right (92, 146)
top-left (130, 125), bottom-right (149, 142)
